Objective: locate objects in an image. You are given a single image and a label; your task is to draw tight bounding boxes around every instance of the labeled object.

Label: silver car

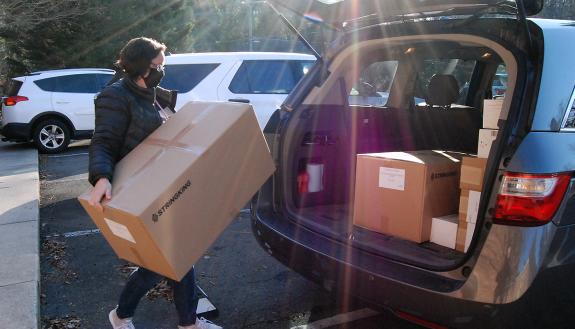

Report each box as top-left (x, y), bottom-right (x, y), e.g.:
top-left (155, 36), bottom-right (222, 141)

top-left (252, 1), bottom-right (575, 328)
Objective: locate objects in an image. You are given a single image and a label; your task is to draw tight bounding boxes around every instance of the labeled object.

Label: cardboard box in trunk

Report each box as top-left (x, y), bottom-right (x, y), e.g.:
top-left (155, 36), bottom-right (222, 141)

top-left (458, 189), bottom-right (481, 224)
top-left (456, 221), bottom-right (476, 252)
top-left (456, 188), bottom-right (481, 252)
top-left (483, 99), bottom-right (504, 129)
top-left (459, 156), bottom-right (488, 191)
top-left (430, 214), bottom-right (459, 249)
top-left (78, 102), bottom-right (275, 281)
top-left (478, 129), bottom-right (498, 158)
top-left (353, 150), bottom-right (461, 243)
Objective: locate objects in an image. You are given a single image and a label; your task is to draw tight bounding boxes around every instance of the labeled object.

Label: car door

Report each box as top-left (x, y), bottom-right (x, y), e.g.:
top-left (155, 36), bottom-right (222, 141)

top-left (217, 59), bottom-right (315, 129)
top-left (49, 73), bottom-right (111, 131)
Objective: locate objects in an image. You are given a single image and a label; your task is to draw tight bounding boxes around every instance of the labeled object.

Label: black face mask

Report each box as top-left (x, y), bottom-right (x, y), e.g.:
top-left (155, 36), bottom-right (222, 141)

top-left (143, 67), bottom-right (164, 88)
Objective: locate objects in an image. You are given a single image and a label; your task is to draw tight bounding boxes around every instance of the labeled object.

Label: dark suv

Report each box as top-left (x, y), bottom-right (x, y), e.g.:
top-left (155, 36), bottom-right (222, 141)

top-left (251, 1), bottom-right (575, 328)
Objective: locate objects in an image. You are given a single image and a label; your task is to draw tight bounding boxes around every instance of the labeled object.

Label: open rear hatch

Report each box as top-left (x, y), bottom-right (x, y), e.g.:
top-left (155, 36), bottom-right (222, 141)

top-left (270, 0), bottom-right (543, 28)
top-left (266, 0), bottom-right (544, 272)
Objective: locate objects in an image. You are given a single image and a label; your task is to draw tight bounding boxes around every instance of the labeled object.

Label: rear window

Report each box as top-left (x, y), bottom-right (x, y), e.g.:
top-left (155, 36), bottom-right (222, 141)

top-left (160, 63), bottom-right (220, 93)
top-left (414, 59), bottom-right (476, 105)
top-left (34, 73), bottom-right (112, 93)
top-left (490, 64), bottom-right (508, 99)
top-left (5, 79), bottom-right (23, 96)
top-left (229, 60), bottom-right (315, 94)
top-left (349, 60), bottom-right (398, 106)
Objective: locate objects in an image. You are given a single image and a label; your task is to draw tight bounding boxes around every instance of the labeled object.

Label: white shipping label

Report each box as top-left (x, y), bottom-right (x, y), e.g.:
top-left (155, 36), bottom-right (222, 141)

top-left (379, 167), bottom-right (405, 191)
top-left (466, 191), bottom-right (481, 224)
top-left (104, 218), bottom-right (136, 244)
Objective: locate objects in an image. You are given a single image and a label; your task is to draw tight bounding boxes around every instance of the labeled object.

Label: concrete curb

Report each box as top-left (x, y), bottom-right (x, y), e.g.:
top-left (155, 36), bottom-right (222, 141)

top-left (0, 141), bottom-right (40, 329)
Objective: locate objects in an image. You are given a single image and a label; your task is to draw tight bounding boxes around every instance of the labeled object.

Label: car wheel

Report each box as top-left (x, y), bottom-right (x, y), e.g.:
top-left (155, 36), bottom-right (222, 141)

top-left (33, 119), bottom-right (71, 154)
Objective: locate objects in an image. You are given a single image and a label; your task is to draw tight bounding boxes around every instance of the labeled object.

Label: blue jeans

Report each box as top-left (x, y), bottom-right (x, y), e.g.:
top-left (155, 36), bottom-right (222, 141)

top-left (115, 267), bottom-right (198, 326)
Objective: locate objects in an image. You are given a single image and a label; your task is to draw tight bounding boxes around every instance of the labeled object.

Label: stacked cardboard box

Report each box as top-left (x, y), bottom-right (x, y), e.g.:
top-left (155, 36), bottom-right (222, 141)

top-left (456, 157), bottom-right (487, 252)
top-left (453, 99), bottom-right (504, 252)
top-left (430, 214), bottom-right (459, 249)
top-left (479, 99), bottom-right (503, 157)
top-left (353, 150), bottom-right (461, 243)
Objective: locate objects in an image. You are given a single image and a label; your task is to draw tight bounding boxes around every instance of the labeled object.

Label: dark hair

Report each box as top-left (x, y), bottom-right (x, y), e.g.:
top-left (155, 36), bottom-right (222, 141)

top-left (116, 37), bottom-right (166, 79)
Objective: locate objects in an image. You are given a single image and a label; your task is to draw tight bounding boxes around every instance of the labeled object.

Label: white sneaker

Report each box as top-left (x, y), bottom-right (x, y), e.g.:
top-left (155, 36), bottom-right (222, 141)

top-left (178, 317), bottom-right (222, 329)
top-left (109, 308), bottom-right (135, 329)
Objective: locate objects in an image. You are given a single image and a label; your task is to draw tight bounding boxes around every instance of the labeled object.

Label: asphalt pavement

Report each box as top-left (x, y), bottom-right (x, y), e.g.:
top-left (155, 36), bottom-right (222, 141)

top-left (38, 142), bottom-right (421, 329)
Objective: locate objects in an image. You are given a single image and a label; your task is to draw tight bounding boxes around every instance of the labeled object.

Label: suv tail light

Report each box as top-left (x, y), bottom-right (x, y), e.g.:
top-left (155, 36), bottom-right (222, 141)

top-left (494, 172), bottom-right (571, 226)
top-left (3, 96), bottom-right (29, 106)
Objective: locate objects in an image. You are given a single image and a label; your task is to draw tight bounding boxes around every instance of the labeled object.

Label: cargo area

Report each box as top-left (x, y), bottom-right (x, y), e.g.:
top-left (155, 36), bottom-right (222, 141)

top-left (280, 36), bottom-right (517, 268)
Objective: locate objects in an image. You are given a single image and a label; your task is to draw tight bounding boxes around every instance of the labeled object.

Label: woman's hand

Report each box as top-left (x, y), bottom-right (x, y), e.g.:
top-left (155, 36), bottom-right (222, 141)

top-left (89, 177), bottom-right (112, 212)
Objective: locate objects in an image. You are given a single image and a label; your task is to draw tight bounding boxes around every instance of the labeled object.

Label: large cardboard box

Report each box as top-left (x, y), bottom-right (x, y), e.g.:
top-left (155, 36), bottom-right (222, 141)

top-left (478, 129), bottom-right (498, 158)
top-left (78, 102), bottom-right (275, 280)
top-left (430, 214), bottom-right (459, 249)
top-left (353, 150), bottom-right (461, 243)
top-left (483, 99), bottom-right (504, 129)
top-left (459, 156), bottom-right (488, 191)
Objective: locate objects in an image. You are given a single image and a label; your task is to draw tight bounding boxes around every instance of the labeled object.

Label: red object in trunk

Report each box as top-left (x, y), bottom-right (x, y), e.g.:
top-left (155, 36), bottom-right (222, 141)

top-left (297, 171), bottom-right (309, 193)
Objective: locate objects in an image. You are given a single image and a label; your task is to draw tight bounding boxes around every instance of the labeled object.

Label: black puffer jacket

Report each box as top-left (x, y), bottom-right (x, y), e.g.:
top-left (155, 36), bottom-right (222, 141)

top-left (88, 78), bottom-right (176, 186)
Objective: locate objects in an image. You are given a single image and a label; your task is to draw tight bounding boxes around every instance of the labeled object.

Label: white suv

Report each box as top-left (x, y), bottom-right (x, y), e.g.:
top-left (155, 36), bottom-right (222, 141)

top-left (1, 53), bottom-right (315, 153)
top-left (1, 68), bottom-right (114, 153)
top-left (161, 52), bottom-right (316, 128)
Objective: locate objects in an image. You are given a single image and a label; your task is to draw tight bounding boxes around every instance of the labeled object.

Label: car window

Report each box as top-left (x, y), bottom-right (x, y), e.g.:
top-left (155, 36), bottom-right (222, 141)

top-left (490, 64), bottom-right (508, 99)
top-left (229, 60), bottom-right (314, 94)
top-left (296, 61), bottom-right (315, 77)
top-left (564, 87), bottom-right (575, 129)
top-left (34, 73), bottom-right (109, 93)
top-left (565, 105), bottom-right (575, 129)
top-left (349, 61), bottom-right (398, 107)
top-left (97, 74), bottom-right (113, 89)
top-left (160, 63), bottom-right (220, 93)
top-left (5, 79), bottom-right (23, 96)
top-left (414, 59), bottom-right (476, 106)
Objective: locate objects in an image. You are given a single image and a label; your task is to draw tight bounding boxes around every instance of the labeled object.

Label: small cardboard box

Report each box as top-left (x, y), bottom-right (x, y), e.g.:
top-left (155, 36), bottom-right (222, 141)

top-left (483, 99), bottom-right (504, 129)
top-left (78, 102), bottom-right (275, 281)
top-left (458, 189), bottom-right (481, 224)
top-left (478, 129), bottom-right (498, 158)
top-left (456, 221), bottom-right (476, 252)
top-left (460, 156), bottom-right (488, 191)
top-left (353, 150), bottom-right (461, 243)
top-left (430, 214), bottom-right (459, 249)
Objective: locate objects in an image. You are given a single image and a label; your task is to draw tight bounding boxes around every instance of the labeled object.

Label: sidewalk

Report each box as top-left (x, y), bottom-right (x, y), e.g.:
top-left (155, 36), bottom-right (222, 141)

top-left (0, 141), bottom-right (40, 329)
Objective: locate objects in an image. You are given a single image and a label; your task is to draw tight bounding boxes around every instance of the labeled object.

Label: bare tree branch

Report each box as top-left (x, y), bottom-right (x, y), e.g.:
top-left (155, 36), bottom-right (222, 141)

top-left (0, 0), bottom-right (97, 32)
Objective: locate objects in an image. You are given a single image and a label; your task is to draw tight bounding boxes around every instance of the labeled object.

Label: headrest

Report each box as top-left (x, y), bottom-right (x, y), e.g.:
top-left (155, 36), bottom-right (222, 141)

top-left (426, 74), bottom-right (460, 107)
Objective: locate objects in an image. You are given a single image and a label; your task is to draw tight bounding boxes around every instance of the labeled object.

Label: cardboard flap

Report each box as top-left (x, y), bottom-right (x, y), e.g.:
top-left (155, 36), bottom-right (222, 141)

top-left (363, 150), bottom-right (462, 166)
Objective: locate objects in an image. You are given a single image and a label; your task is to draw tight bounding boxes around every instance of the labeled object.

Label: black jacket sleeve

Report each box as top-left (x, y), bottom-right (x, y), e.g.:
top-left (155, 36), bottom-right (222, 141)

top-left (88, 87), bottom-right (130, 186)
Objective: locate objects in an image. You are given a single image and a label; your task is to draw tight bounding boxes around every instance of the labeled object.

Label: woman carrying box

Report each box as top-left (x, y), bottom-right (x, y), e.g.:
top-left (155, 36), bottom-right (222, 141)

top-left (88, 37), bottom-right (221, 329)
